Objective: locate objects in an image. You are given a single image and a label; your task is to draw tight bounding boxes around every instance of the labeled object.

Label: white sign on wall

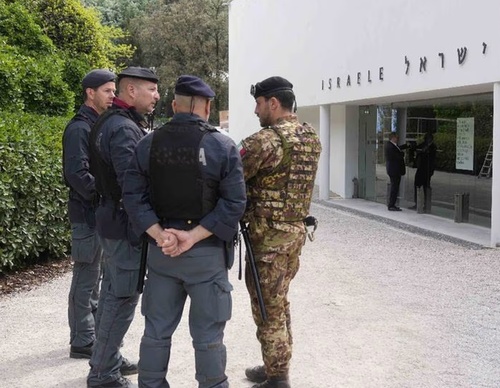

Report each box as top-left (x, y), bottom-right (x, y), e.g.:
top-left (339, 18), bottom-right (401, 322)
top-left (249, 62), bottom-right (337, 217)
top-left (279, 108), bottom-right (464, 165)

top-left (455, 117), bottom-right (474, 171)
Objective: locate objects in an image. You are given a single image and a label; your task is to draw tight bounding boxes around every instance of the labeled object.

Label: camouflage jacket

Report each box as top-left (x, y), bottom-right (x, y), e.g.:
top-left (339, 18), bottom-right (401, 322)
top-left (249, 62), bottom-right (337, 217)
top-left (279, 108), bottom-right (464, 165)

top-left (240, 115), bottom-right (321, 235)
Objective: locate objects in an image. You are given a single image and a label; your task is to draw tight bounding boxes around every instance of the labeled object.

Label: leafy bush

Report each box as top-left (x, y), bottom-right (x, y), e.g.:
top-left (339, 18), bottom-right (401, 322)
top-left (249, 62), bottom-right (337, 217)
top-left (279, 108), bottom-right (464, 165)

top-left (0, 1), bottom-right (55, 56)
top-left (0, 111), bottom-right (71, 272)
top-left (0, 44), bottom-right (74, 116)
top-left (23, 55), bottom-right (74, 116)
top-left (2, 0), bottom-right (133, 112)
top-left (0, 2), bottom-right (74, 116)
top-left (0, 43), bottom-right (24, 111)
top-left (25, 0), bottom-right (134, 109)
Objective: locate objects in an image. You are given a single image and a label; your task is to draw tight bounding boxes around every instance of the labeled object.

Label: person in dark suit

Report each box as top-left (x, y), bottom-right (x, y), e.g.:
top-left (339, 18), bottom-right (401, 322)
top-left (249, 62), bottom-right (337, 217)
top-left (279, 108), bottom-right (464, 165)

top-left (384, 132), bottom-right (408, 211)
top-left (409, 132), bottom-right (437, 210)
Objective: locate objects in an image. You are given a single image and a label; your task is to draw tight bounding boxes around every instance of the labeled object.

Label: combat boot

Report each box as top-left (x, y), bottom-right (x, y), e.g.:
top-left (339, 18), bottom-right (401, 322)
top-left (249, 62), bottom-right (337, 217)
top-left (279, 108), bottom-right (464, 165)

top-left (245, 365), bottom-right (266, 383)
top-left (120, 357), bottom-right (138, 376)
top-left (252, 376), bottom-right (291, 388)
top-left (70, 342), bottom-right (93, 359)
top-left (87, 376), bottom-right (134, 388)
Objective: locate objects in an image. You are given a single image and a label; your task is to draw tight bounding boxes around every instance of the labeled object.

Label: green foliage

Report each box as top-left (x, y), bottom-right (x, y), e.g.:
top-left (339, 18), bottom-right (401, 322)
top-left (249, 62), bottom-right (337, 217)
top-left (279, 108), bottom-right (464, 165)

top-left (408, 103), bottom-right (493, 174)
top-left (0, 1), bottom-right (74, 114)
top-left (433, 132), bottom-right (491, 174)
top-left (24, 55), bottom-right (75, 116)
top-left (0, 1), bottom-right (55, 55)
top-left (130, 0), bottom-right (229, 123)
top-left (14, 0), bottom-right (134, 109)
top-left (0, 111), bottom-right (71, 272)
top-left (81, 0), bottom-right (166, 28)
top-left (29, 0), bottom-right (103, 59)
top-left (0, 41), bottom-right (74, 115)
top-left (434, 103), bottom-right (493, 137)
top-left (0, 43), bottom-right (24, 111)
top-left (433, 132), bottom-right (455, 172)
top-left (433, 103), bottom-right (493, 174)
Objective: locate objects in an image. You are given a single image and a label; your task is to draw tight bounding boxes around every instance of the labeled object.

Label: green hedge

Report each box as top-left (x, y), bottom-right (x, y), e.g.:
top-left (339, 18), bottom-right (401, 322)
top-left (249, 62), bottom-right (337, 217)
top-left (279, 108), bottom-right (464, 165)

top-left (0, 111), bottom-right (71, 272)
top-left (0, 2), bottom-right (74, 116)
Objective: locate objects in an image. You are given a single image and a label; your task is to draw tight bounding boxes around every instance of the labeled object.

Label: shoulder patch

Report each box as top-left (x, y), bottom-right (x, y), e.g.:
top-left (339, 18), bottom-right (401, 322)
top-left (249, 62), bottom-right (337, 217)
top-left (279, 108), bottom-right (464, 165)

top-left (237, 141), bottom-right (246, 157)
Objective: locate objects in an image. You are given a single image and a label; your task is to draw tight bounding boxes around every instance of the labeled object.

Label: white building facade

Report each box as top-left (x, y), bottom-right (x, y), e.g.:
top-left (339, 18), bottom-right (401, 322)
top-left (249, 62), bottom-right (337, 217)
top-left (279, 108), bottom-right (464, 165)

top-left (228, 0), bottom-right (500, 247)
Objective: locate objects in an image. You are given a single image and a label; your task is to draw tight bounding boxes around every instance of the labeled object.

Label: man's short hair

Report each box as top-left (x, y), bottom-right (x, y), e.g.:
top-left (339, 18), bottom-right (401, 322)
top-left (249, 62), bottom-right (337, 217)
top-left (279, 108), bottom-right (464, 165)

top-left (250, 76), bottom-right (295, 111)
top-left (268, 90), bottom-right (295, 111)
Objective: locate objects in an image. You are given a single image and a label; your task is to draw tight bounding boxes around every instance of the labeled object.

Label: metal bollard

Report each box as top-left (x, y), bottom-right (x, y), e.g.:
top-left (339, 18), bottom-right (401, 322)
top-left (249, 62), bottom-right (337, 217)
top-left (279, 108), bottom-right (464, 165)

top-left (352, 177), bottom-right (359, 198)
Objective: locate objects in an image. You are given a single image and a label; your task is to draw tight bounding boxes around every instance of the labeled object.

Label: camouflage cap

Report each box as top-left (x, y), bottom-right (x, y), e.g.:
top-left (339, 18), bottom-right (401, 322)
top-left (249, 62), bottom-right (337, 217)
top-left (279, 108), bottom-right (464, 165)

top-left (250, 76), bottom-right (294, 99)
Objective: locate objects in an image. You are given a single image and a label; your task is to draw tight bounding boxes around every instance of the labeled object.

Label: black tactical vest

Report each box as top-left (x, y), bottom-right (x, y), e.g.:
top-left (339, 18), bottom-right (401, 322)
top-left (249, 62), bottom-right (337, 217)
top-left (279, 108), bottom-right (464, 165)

top-left (89, 108), bottom-right (138, 202)
top-left (150, 120), bottom-right (218, 221)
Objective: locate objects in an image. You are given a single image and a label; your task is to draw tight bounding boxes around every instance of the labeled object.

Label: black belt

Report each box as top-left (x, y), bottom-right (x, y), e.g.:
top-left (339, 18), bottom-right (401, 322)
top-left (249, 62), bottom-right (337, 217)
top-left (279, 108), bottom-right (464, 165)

top-left (159, 218), bottom-right (200, 230)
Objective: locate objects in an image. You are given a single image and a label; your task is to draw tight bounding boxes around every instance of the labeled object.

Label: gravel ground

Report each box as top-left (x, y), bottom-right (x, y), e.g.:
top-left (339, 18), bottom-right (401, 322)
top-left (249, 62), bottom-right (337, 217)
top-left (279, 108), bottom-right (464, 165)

top-left (1, 202), bottom-right (499, 388)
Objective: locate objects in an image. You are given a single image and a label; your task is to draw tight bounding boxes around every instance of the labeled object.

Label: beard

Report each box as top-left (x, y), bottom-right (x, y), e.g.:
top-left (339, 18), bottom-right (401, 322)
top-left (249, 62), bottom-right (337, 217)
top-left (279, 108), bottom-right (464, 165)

top-left (259, 114), bottom-right (272, 128)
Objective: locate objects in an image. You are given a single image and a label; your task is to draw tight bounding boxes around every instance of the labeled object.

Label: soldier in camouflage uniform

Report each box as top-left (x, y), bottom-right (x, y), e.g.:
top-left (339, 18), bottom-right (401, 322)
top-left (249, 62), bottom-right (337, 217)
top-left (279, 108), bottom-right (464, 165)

top-left (239, 76), bottom-right (322, 388)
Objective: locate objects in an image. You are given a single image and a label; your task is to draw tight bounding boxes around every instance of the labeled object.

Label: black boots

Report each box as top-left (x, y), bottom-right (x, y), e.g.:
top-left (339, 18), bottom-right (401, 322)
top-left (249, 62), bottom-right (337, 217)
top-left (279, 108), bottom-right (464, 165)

top-left (245, 365), bottom-right (266, 383)
top-left (246, 366), bottom-right (290, 388)
top-left (252, 377), bottom-right (291, 388)
top-left (70, 342), bottom-right (93, 359)
top-left (119, 357), bottom-right (138, 376)
top-left (87, 376), bottom-right (134, 388)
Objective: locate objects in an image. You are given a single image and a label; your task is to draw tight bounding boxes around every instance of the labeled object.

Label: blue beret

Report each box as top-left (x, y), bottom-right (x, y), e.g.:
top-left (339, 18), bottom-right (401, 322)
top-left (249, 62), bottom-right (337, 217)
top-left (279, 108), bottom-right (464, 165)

top-left (118, 67), bottom-right (159, 83)
top-left (251, 76), bottom-right (294, 99)
top-left (82, 69), bottom-right (116, 89)
top-left (175, 75), bottom-right (215, 98)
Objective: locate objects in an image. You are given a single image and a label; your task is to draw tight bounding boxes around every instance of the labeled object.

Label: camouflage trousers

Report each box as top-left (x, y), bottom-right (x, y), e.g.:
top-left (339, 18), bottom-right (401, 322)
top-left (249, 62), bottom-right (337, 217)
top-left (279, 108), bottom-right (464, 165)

top-left (245, 221), bottom-right (305, 378)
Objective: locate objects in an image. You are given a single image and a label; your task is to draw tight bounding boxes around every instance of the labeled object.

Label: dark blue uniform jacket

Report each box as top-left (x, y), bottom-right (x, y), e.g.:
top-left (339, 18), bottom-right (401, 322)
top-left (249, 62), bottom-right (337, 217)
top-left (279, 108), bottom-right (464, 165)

top-left (122, 113), bottom-right (246, 244)
top-left (62, 104), bottom-right (99, 226)
top-left (93, 102), bottom-right (148, 245)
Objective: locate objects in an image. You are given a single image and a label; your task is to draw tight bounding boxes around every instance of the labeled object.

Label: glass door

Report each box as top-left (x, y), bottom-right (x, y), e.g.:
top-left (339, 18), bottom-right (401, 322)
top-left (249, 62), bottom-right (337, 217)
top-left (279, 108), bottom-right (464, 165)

top-left (358, 105), bottom-right (377, 200)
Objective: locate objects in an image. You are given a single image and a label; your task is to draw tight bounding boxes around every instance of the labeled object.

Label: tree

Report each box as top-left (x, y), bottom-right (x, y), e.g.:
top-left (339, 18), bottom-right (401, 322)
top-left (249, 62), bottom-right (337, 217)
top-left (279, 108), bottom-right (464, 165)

top-left (130, 0), bottom-right (229, 123)
top-left (17, 0), bottom-right (134, 110)
top-left (0, 1), bottom-right (73, 115)
top-left (81, 0), bottom-right (169, 28)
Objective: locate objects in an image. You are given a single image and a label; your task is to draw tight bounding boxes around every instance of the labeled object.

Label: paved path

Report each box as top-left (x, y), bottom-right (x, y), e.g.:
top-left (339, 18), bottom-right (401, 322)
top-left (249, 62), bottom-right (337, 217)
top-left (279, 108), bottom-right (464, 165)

top-left (1, 203), bottom-right (499, 387)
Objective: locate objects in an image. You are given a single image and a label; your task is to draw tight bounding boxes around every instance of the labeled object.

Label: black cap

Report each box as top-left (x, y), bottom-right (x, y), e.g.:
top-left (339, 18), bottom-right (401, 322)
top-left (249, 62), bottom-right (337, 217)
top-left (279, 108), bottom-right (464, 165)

top-left (117, 67), bottom-right (159, 83)
top-left (250, 76), bottom-right (294, 99)
top-left (174, 75), bottom-right (215, 98)
top-left (82, 69), bottom-right (116, 89)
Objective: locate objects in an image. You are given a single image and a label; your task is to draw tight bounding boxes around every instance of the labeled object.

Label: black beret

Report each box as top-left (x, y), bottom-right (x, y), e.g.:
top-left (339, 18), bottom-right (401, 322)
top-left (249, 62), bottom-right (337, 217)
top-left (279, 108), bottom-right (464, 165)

top-left (174, 75), bottom-right (215, 98)
top-left (251, 76), bottom-right (294, 99)
top-left (117, 67), bottom-right (159, 83)
top-left (82, 69), bottom-right (116, 89)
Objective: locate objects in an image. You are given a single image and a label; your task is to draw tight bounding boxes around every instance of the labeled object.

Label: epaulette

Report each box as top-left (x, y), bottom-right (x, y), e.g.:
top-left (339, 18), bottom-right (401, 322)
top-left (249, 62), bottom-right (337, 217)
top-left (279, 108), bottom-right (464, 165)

top-left (199, 121), bottom-right (217, 132)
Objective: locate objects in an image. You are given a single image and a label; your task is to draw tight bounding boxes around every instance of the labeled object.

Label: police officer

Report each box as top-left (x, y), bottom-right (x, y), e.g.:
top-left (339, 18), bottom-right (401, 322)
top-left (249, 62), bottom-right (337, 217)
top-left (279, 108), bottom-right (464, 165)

top-left (239, 76), bottom-right (322, 388)
top-left (122, 75), bottom-right (246, 388)
top-left (63, 69), bottom-right (116, 359)
top-left (87, 66), bottom-right (160, 388)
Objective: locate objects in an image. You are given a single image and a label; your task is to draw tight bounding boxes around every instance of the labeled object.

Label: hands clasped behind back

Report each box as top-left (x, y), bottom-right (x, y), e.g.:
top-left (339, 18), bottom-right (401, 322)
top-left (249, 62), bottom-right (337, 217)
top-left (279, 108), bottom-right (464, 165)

top-left (157, 229), bottom-right (177, 256)
top-left (159, 229), bottom-right (194, 257)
